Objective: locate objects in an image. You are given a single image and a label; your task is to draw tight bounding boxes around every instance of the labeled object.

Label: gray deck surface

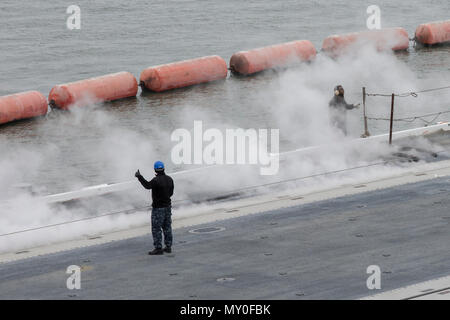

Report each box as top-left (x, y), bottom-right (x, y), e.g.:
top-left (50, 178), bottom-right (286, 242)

top-left (0, 175), bottom-right (449, 300)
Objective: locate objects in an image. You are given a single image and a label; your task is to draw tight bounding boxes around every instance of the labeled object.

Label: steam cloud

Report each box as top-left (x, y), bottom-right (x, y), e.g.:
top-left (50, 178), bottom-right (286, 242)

top-left (0, 44), bottom-right (448, 253)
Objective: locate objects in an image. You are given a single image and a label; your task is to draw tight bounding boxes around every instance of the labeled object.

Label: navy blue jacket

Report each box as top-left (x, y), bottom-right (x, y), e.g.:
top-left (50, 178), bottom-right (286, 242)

top-left (137, 172), bottom-right (174, 208)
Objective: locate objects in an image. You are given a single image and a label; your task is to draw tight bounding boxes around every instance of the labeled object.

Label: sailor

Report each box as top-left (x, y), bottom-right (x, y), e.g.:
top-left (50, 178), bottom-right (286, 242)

top-left (328, 85), bottom-right (360, 135)
top-left (135, 161), bottom-right (174, 255)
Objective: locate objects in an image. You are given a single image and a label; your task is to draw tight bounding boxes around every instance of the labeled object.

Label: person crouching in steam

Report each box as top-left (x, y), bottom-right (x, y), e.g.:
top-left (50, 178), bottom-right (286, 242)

top-left (328, 85), bottom-right (360, 135)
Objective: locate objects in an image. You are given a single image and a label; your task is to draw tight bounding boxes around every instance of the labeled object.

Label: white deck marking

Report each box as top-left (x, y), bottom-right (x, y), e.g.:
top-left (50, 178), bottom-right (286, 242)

top-left (361, 275), bottom-right (450, 300)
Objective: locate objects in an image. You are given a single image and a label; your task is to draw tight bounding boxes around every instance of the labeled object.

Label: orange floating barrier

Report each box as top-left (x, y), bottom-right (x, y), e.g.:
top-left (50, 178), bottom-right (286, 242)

top-left (0, 91), bottom-right (48, 125)
top-left (322, 28), bottom-right (409, 55)
top-left (229, 40), bottom-right (316, 75)
top-left (140, 55), bottom-right (228, 92)
top-left (48, 72), bottom-right (138, 110)
top-left (415, 20), bottom-right (450, 45)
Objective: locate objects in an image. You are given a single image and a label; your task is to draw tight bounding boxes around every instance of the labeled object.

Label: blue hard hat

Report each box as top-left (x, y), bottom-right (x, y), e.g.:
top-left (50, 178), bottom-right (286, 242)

top-left (154, 161), bottom-right (164, 171)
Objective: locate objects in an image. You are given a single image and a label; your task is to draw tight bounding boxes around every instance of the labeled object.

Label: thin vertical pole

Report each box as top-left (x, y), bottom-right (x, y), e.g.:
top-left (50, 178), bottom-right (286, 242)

top-left (389, 93), bottom-right (395, 145)
top-left (362, 87), bottom-right (370, 137)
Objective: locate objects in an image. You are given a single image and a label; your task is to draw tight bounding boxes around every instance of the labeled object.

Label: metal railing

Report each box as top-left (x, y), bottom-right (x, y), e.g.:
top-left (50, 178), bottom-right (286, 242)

top-left (361, 85), bottom-right (450, 144)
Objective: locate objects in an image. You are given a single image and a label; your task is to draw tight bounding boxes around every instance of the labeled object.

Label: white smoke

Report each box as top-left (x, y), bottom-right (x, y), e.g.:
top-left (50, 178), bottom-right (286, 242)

top-left (0, 44), bottom-right (448, 254)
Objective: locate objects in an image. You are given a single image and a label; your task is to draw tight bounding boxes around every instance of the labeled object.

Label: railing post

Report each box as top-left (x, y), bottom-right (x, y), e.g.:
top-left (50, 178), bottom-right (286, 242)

top-left (389, 93), bottom-right (395, 145)
top-left (362, 87), bottom-right (370, 137)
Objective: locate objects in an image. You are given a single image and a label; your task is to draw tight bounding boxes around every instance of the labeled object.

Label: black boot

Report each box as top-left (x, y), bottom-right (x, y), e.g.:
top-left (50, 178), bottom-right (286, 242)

top-left (148, 248), bottom-right (164, 255)
top-left (163, 246), bottom-right (172, 253)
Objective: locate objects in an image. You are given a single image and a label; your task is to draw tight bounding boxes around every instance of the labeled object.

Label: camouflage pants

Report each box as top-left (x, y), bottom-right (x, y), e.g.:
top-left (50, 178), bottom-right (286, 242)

top-left (151, 207), bottom-right (173, 249)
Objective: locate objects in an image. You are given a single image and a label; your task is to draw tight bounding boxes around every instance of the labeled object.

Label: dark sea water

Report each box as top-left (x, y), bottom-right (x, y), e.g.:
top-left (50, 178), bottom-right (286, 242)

top-left (0, 0), bottom-right (449, 194)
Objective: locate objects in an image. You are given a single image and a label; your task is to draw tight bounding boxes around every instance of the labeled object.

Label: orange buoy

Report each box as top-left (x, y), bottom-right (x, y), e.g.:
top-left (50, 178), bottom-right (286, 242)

top-left (229, 40), bottom-right (316, 75)
top-left (0, 91), bottom-right (48, 125)
top-left (48, 72), bottom-right (138, 110)
top-left (415, 20), bottom-right (450, 45)
top-left (140, 55), bottom-right (228, 92)
top-left (322, 28), bottom-right (409, 55)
